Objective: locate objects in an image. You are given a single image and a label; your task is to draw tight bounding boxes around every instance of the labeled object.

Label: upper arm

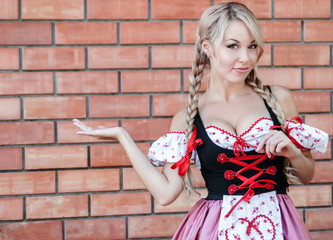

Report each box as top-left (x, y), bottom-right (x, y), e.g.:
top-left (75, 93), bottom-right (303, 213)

top-left (170, 108), bottom-right (187, 132)
top-left (270, 85), bottom-right (299, 120)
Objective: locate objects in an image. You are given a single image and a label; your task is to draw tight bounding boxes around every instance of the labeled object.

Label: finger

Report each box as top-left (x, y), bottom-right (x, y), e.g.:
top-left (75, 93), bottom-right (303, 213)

top-left (73, 119), bottom-right (93, 131)
top-left (275, 139), bottom-right (290, 153)
top-left (256, 131), bottom-right (276, 151)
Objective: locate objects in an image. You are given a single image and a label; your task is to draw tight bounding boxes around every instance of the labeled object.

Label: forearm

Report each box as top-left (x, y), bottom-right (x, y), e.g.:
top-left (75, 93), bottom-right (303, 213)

top-left (288, 150), bottom-right (314, 185)
top-left (118, 129), bottom-right (183, 205)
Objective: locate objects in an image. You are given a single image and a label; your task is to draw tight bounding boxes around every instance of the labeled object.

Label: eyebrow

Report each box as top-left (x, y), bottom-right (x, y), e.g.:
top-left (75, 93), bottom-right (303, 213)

top-left (227, 39), bottom-right (256, 44)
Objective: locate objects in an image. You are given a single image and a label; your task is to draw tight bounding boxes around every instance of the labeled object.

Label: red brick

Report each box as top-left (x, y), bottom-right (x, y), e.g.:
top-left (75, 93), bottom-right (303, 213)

top-left (0, 171), bottom-right (55, 195)
top-left (306, 208), bottom-right (333, 230)
top-left (58, 169), bottom-right (120, 193)
top-left (56, 22), bottom-right (117, 45)
top-left (184, 69), bottom-right (210, 92)
top-left (89, 95), bottom-right (149, 118)
top-left (183, 21), bottom-right (198, 43)
top-left (312, 161), bottom-right (333, 183)
top-left (89, 47), bottom-right (148, 69)
top-left (123, 167), bottom-right (146, 190)
top-left (121, 22), bottom-right (180, 44)
top-left (305, 114), bottom-right (333, 136)
top-left (258, 68), bottom-right (301, 89)
top-left (65, 218), bottom-right (126, 240)
top-left (152, 46), bottom-right (194, 68)
top-left (23, 47), bottom-right (85, 70)
top-left (304, 68), bottom-right (333, 89)
top-left (0, 122), bottom-right (54, 145)
top-left (305, 21), bottom-right (333, 42)
top-left (292, 91), bottom-right (330, 113)
top-left (57, 71), bottom-right (118, 94)
top-left (0, 0), bottom-right (18, 19)
top-left (0, 72), bottom-right (53, 95)
top-left (275, 45), bottom-right (330, 66)
top-left (91, 192), bottom-right (151, 216)
top-left (259, 21), bottom-right (301, 42)
top-left (288, 185), bottom-right (332, 207)
top-left (0, 221), bottom-right (62, 240)
top-left (275, 0), bottom-right (331, 18)
top-left (0, 198), bottom-right (23, 220)
top-left (0, 22), bottom-right (51, 45)
top-left (122, 118), bottom-right (172, 141)
top-left (128, 214), bottom-right (185, 238)
top-left (155, 189), bottom-right (207, 213)
top-left (90, 143), bottom-right (150, 167)
top-left (152, 0), bottom-right (210, 19)
top-left (0, 48), bottom-right (19, 70)
top-left (153, 94), bottom-right (188, 117)
top-left (258, 44), bottom-right (271, 66)
top-left (0, 148), bottom-right (22, 170)
top-left (27, 195), bottom-right (88, 219)
top-left (0, 98), bottom-right (20, 120)
top-left (216, 0), bottom-right (272, 18)
top-left (25, 146), bottom-right (88, 169)
top-left (22, 0), bottom-right (84, 19)
top-left (121, 70), bottom-right (181, 93)
top-left (57, 120), bottom-right (118, 144)
top-left (87, 0), bottom-right (148, 20)
top-left (24, 96), bottom-right (86, 119)
top-left (310, 231), bottom-right (333, 240)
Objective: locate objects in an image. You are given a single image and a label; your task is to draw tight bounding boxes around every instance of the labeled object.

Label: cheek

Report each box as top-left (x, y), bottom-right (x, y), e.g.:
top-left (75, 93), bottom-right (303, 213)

top-left (249, 51), bottom-right (259, 64)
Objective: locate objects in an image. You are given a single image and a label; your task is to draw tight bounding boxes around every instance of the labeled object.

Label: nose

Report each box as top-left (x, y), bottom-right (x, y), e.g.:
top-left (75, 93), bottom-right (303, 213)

top-left (239, 48), bottom-right (249, 63)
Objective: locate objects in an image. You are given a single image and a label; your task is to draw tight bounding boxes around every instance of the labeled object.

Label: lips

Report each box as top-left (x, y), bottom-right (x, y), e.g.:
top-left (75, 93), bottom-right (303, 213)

top-left (234, 67), bottom-right (249, 73)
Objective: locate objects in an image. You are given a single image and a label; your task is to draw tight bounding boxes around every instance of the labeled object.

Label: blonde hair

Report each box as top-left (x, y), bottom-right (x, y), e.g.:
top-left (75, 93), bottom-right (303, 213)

top-left (184, 2), bottom-right (299, 195)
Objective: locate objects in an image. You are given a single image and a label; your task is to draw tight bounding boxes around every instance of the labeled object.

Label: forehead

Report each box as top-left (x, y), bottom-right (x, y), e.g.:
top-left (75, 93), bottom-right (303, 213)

top-left (223, 20), bottom-right (254, 42)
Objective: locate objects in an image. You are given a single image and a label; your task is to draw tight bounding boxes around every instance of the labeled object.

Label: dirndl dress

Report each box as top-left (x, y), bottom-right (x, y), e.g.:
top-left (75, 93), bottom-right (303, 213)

top-left (148, 99), bottom-right (328, 240)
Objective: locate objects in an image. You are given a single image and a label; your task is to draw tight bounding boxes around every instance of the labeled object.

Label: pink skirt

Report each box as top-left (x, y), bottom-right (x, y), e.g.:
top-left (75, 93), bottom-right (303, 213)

top-left (172, 194), bottom-right (311, 240)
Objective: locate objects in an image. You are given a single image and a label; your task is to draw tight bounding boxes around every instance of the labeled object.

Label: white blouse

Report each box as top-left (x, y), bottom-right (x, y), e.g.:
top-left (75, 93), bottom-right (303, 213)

top-left (148, 118), bottom-right (328, 168)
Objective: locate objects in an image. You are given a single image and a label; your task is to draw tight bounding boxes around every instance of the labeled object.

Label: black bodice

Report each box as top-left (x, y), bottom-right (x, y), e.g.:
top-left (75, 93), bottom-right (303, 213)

top-left (194, 99), bottom-right (289, 199)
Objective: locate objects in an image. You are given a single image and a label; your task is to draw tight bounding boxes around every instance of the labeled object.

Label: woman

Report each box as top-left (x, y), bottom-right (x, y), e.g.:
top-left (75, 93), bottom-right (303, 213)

top-left (73, 2), bottom-right (328, 239)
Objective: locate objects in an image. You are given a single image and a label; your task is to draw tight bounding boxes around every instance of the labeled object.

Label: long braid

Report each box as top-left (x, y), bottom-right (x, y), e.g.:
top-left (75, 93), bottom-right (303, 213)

top-left (183, 41), bottom-right (208, 194)
top-left (246, 69), bottom-right (301, 184)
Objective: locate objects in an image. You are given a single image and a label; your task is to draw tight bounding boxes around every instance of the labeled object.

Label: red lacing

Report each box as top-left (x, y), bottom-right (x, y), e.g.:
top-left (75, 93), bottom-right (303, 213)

top-left (269, 116), bottom-right (310, 151)
top-left (171, 126), bottom-right (203, 176)
top-left (218, 136), bottom-right (277, 218)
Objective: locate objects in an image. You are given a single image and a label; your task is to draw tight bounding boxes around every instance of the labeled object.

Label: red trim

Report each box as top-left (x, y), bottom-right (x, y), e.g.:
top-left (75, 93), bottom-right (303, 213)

top-left (167, 131), bottom-right (185, 134)
top-left (206, 117), bottom-right (272, 138)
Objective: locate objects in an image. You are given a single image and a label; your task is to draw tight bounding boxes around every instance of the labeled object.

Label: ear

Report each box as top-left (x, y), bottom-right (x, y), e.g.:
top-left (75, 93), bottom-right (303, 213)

top-left (201, 39), bottom-right (211, 57)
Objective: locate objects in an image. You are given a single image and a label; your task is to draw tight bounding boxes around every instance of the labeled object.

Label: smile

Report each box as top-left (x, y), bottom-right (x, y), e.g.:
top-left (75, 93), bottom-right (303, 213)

top-left (234, 67), bottom-right (249, 73)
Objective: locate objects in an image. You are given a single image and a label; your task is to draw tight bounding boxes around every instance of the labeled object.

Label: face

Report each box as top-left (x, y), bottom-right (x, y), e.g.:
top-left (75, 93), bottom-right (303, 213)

top-left (203, 20), bottom-right (260, 83)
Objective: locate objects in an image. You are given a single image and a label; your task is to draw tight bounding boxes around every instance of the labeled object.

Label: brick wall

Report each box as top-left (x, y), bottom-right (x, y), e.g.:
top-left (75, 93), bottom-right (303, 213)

top-left (0, 0), bottom-right (332, 239)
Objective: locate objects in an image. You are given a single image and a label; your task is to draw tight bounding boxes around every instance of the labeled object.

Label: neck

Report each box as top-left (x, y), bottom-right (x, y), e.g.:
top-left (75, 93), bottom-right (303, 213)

top-left (205, 75), bottom-right (251, 102)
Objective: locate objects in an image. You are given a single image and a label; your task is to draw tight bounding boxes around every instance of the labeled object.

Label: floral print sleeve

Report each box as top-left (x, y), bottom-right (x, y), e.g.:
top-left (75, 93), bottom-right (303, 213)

top-left (284, 118), bottom-right (329, 153)
top-left (148, 132), bottom-right (200, 168)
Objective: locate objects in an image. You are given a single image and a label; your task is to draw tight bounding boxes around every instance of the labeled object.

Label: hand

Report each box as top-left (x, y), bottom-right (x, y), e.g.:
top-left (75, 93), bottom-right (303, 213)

top-left (73, 119), bottom-right (124, 140)
top-left (256, 130), bottom-right (301, 160)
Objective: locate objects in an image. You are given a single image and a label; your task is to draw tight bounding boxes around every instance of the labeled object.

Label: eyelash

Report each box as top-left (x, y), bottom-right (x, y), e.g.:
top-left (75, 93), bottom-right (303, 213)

top-left (227, 44), bottom-right (258, 49)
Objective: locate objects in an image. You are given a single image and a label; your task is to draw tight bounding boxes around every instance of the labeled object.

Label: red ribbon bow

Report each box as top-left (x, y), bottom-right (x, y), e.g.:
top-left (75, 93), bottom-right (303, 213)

top-left (171, 126), bottom-right (203, 176)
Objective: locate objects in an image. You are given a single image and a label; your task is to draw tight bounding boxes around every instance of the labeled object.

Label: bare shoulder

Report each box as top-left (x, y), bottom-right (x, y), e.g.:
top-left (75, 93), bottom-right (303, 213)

top-left (270, 85), bottom-right (299, 119)
top-left (170, 108), bottom-right (187, 132)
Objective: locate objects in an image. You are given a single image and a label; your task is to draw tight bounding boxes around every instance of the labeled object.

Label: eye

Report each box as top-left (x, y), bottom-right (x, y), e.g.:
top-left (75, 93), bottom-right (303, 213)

top-left (249, 44), bottom-right (257, 49)
top-left (227, 44), bottom-right (238, 49)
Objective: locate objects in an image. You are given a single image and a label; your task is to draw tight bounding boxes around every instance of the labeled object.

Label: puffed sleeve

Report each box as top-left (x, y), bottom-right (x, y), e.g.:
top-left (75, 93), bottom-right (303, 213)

top-left (285, 118), bottom-right (329, 153)
top-left (148, 132), bottom-right (201, 168)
